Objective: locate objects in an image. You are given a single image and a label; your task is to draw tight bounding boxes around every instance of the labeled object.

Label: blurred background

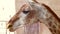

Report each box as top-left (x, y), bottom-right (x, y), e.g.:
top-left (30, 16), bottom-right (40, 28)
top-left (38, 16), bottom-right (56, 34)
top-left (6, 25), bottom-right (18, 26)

top-left (0, 0), bottom-right (60, 34)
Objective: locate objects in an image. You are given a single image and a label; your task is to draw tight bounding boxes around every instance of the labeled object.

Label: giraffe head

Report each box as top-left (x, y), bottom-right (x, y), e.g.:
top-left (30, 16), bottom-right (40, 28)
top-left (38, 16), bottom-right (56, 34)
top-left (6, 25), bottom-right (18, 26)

top-left (6, 0), bottom-right (54, 32)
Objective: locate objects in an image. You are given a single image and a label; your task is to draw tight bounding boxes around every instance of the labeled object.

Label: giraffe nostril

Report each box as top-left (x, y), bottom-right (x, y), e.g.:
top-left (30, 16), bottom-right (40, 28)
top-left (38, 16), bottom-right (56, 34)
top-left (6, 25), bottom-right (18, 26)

top-left (7, 24), bottom-right (12, 29)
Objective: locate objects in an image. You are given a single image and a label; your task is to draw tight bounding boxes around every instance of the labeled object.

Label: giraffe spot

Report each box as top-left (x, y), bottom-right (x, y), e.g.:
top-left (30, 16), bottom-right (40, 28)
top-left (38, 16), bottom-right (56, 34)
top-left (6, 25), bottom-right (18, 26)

top-left (52, 25), bottom-right (56, 28)
top-left (48, 21), bottom-right (52, 26)
top-left (49, 28), bottom-right (52, 32)
top-left (53, 29), bottom-right (56, 33)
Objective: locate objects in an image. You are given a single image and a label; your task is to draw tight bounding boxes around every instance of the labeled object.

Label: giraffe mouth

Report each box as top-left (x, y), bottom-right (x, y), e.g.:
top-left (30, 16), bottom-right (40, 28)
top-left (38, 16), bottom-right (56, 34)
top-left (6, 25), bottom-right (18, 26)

top-left (7, 23), bottom-right (15, 32)
top-left (7, 27), bottom-right (15, 32)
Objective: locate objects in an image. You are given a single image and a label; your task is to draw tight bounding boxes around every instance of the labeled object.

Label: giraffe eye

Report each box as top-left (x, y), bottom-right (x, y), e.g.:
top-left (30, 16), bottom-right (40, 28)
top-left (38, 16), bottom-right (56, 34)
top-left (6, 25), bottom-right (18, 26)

top-left (23, 11), bottom-right (29, 14)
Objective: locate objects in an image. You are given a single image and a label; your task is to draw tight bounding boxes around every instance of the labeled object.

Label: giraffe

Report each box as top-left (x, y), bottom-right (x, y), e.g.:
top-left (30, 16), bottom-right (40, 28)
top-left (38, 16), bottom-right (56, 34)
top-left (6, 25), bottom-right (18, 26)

top-left (7, 0), bottom-right (60, 34)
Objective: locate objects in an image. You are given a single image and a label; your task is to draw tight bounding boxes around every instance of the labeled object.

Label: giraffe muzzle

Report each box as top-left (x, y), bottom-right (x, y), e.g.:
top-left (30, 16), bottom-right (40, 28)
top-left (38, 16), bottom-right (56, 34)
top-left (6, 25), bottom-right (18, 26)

top-left (7, 23), bottom-right (13, 29)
